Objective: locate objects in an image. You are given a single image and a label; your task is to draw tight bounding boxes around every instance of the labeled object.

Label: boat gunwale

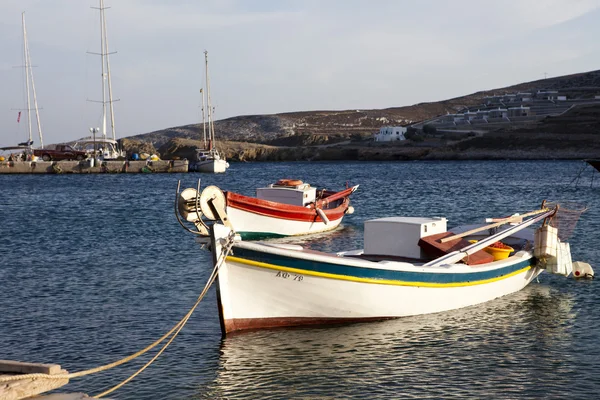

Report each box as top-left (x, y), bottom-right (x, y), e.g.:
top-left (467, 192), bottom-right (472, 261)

top-left (225, 189), bottom-right (351, 222)
top-left (231, 239), bottom-right (534, 275)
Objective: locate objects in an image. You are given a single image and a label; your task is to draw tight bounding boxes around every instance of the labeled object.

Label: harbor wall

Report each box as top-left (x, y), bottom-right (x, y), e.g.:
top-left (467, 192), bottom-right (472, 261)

top-left (0, 159), bottom-right (189, 174)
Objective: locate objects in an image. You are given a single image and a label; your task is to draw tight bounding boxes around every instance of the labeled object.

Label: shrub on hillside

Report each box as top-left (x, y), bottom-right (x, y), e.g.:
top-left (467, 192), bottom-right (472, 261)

top-left (422, 124), bottom-right (437, 135)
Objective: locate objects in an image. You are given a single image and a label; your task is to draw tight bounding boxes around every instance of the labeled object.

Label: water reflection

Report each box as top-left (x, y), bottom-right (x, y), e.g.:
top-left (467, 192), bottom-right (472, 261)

top-left (194, 285), bottom-right (578, 399)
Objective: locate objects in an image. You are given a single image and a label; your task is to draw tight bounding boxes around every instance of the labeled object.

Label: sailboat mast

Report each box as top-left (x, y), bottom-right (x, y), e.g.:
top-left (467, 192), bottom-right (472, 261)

top-left (103, 6), bottom-right (116, 141)
top-left (204, 50), bottom-right (216, 146)
top-left (25, 29), bottom-right (44, 147)
top-left (22, 13), bottom-right (32, 145)
top-left (99, 0), bottom-right (107, 139)
top-left (200, 88), bottom-right (207, 148)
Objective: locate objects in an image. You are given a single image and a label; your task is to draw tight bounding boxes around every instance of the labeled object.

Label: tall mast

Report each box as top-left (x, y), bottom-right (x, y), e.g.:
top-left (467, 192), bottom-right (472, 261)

top-left (103, 4), bottom-right (116, 141)
top-left (26, 26), bottom-right (43, 147)
top-left (22, 13), bottom-right (32, 145)
top-left (21, 12), bottom-right (43, 148)
top-left (99, 0), bottom-right (107, 139)
top-left (204, 50), bottom-right (216, 146)
top-left (89, 0), bottom-right (118, 142)
top-left (200, 88), bottom-right (207, 148)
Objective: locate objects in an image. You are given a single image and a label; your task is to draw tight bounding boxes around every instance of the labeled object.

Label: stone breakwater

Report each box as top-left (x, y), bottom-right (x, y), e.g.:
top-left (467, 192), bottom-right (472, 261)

top-left (0, 159), bottom-right (189, 174)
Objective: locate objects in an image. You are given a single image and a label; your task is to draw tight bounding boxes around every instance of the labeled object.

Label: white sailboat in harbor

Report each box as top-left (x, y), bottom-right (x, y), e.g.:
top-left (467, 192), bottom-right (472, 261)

top-left (193, 50), bottom-right (229, 173)
top-left (74, 0), bottom-right (125, 161)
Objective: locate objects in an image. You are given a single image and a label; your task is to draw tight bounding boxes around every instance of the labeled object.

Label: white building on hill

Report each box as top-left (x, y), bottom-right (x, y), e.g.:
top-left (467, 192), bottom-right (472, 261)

top-left (375, 126), bottom-right (407, 141)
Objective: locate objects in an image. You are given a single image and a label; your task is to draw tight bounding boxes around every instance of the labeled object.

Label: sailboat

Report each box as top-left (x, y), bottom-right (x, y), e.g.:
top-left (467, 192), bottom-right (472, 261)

top-left (3, 12), bottom-right (44, 158)
top-left (192, 51), bottom-right (229, 173)
top-left (73, 0), bottom-right (125, 161)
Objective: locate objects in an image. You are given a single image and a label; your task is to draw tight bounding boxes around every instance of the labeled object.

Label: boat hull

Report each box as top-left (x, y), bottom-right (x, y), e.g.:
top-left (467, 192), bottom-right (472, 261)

top-left (226, 204), bottom-right (344, 239)
top-left (224, 188), bottom-right (354, 239)
top-left (194, 159), bottom-right (229, 173)
top-left (586, 159), bottom-right (600, 172)
top-left (214, 234), bottom-right (542, 335)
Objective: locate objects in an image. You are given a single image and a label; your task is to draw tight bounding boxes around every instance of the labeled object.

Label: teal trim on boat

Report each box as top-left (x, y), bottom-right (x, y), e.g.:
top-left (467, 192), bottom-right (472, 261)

top-left (238, 231), bottom-right (287, 240)
top-left (232, 247), bottom-right (533, 285)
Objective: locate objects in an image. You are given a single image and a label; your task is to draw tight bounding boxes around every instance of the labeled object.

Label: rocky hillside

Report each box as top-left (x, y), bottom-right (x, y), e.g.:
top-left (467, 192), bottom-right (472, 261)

top-left (527, 103), bottom-right (600, 134)
top-left (128, 69), bottom-right (600, 149)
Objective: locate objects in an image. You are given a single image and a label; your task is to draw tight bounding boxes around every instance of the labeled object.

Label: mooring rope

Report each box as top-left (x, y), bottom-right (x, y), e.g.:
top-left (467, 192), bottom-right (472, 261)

top-left (95, 232), bottom-right (235, 398)
top-left (0, 231), bottom-right (236, 392)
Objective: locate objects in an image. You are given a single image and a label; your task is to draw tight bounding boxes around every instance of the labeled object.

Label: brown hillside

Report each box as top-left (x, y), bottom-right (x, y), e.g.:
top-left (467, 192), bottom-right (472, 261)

top-left (127, 69), bottom-right (600, 151)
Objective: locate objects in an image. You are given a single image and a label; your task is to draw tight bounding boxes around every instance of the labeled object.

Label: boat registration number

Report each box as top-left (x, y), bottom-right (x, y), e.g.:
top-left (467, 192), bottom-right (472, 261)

top-left (275, 271), bottom-right (304, 281)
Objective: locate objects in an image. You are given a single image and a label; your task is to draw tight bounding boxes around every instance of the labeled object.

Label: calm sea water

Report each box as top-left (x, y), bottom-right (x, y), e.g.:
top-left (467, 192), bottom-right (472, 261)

top-left (1, 160), bottom-right (599, 399)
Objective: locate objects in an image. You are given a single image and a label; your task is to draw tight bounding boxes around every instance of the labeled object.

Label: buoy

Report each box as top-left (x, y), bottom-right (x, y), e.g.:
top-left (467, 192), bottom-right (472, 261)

top-left (276, 179), bottom-right (303, 187)
top-left (346, 206), bottom-right (355, 215)
top-left (572, 261), bottom-right (594, 279)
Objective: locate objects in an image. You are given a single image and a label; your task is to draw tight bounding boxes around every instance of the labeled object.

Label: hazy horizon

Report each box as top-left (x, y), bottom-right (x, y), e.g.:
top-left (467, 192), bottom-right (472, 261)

top-left (1, 0), bottom-right (599, 147)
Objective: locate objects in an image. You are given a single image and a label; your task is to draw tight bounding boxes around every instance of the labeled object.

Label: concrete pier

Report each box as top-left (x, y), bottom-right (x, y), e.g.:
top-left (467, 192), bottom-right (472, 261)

top-left (0, 159), bottom-right (189, 174)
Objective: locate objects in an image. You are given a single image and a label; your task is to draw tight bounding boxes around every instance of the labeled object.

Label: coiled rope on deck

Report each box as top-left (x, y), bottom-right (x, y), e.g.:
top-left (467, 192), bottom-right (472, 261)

top-left (0, 231), bottom-right (236, 396)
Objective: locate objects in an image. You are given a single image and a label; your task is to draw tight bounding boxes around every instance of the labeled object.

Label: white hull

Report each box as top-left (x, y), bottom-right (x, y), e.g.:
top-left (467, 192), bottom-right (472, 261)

top-left (213, 226), bottom-right (543, 334)
top-left (226, 206), bottom-right (342, 238)
top-left (195, 159), bottom-right (229, 173)
top-left (220, 256), bottom-right (540, 320)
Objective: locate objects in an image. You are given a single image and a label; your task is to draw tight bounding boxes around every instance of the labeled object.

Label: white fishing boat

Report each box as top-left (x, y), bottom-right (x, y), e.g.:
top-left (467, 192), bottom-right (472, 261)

top-left (191, 51), bottom-right (229, 173)
top-left (176, 180), bottom-right (358, 239)
top-left (76, 0), bottom-right (126, 161)
top-left (177, 191), bottom-right (585, 336)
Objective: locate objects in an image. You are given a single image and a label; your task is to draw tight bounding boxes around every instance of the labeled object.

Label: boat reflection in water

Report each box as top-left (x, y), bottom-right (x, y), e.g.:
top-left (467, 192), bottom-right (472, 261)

top-left (197, 285), bottom-right (578, 399)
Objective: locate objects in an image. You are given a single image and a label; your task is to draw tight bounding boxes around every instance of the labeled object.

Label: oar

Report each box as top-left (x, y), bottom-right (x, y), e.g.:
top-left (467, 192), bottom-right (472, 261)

top-left (424, 207), bottom-right (556, 267)
top-left (440, 208), bottom-right (550, 243)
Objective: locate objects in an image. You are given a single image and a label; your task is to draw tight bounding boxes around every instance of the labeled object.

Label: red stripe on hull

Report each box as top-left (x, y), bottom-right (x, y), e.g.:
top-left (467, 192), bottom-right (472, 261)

top-left (225, 190), bottom-right (351, 223)
top-left (223, 316), bottom-right (396, 334)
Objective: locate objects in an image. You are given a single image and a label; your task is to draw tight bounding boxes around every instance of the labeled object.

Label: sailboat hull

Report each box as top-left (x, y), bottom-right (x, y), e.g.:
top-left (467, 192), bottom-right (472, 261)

top-left (194, 159), bottom-right (229, 173)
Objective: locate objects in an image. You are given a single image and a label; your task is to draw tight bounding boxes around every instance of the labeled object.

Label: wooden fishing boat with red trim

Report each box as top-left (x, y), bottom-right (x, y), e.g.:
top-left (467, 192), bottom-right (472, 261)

top-left (176, 179), bottom-right (358, 240)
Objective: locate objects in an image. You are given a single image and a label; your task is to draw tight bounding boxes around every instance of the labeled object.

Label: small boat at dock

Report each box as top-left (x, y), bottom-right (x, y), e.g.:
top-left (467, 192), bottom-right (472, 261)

top-left (177, 179), bottom-right (358, 239)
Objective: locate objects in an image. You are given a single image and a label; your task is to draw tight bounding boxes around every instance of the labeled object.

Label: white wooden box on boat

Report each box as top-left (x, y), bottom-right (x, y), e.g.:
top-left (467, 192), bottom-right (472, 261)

top-left (364, 217), bottom-right (447, 259)
top-left (256, 186), bottom-right (316, 206)
top-left (534, 225), bottom-right (558, 259)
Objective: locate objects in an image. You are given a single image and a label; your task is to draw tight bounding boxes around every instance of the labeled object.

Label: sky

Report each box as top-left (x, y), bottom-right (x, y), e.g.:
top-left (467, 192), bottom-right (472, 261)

top-left (1, 0), bottom-right (600, 147)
